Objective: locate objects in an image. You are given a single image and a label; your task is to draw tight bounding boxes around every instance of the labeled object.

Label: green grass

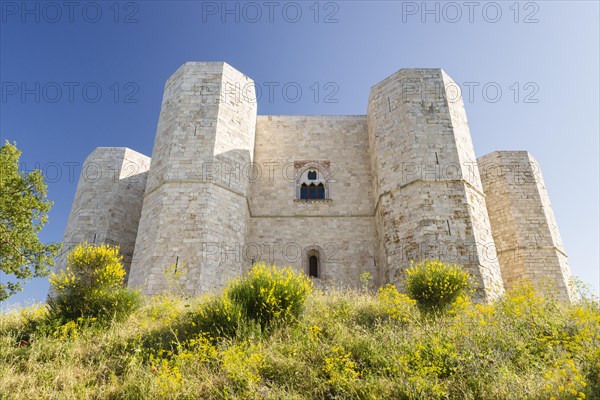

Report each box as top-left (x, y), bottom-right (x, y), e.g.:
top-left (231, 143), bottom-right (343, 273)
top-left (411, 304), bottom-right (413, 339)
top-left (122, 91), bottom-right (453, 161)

top-left (1, 283), bottom-right (599, 400)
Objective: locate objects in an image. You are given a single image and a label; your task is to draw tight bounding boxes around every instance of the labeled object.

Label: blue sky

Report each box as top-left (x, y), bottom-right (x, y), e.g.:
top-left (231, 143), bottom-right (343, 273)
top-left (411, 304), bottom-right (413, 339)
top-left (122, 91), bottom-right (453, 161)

top-left (1, 1), bottom-right (598, 308)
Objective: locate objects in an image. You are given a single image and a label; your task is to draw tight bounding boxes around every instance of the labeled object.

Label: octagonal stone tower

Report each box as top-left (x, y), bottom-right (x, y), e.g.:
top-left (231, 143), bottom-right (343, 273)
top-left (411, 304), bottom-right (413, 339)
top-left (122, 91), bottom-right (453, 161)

top-left (367, 69), bottom-right (504, 301)
top-left (56, 147), bottom-right (150, 280)
top-left (478, 151), bottom-right (576, 302)
top-left (128, 62), bottom-right (256, 295)
top-left (57, 62), bottom-right (576, 303)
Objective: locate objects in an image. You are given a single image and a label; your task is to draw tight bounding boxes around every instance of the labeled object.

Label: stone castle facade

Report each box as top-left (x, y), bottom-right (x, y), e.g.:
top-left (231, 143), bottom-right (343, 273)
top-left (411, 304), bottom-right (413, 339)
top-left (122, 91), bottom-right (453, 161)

top-left (58, 62), bottom-right (576, 302)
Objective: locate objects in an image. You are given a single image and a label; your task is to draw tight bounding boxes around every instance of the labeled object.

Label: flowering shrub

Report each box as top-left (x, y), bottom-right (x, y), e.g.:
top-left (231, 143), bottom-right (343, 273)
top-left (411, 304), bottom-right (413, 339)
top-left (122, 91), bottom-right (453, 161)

top-left (226, 263), bottom-right (313, 329)
top-left (190, 264), bottom-right (312, 339)
top-left (221, 342), bottom-right (265, 391)
top-left (323, 345), bottom-right (360, 390)
top-left (2, 260), bottom-right (598, 399)
top-left (193, 295), bottom-right (244, 340)
top-left (150, 355), bottom-right (183, 396)
top-left (543, 358), bottom-right (588, 400)
top-left (378, 284), bottom-right (417, 323)
top-left (48, 243), bottom-right (142, 324)
top-left (52, 319), bottom-right (80, 340)
top-left (308, 324), bottom-right (322, 342)
top-left (404, 260), bottom-right (472, 311)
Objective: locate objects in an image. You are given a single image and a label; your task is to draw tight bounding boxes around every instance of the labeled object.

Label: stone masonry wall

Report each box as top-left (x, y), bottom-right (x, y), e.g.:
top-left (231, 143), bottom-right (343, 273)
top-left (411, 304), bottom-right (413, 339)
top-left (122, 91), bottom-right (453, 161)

top-left (56, 147), bottom-right (150, 282)
top-left (248, 116), bottom-right (377, 287)
top-left (58, 62), bottom-right (575, 303)
top-left (478, 151), bottom-right (575, 301)
top-left (367, 69), bottom-right (504, 301)
top-left (128, 62), bottom-right (256, 295)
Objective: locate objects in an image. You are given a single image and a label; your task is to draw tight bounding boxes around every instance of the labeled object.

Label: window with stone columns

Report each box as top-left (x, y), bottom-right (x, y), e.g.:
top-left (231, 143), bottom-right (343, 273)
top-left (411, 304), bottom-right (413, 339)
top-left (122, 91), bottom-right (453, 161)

top-left (295, 161), bottom-right (331, 201)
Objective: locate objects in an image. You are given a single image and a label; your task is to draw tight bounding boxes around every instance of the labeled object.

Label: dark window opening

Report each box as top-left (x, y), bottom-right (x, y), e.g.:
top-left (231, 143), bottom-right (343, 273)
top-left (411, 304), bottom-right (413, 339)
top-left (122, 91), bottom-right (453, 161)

top-left (300, 183), bottom-right (325, 200)
top-left (316, 183), bottom-right (325, 199)
top-left (309, 255), bottom-right (319, 277)
top-left (307, 170), bottom-right (317, 180)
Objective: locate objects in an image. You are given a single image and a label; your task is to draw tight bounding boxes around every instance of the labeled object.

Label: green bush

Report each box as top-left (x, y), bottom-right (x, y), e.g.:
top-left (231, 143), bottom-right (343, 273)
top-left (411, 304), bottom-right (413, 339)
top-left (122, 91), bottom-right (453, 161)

top-left (48, 243), bottom-right (142, 324)
top-left (404, 260), bottom-right (472, 312)
top-left (48, 286), bottom-right (141, 325)
top-left (193, 295), bottom-right (245, 340)
top-left (191, 264), bottom-right (313, 339)
top-left (1, 272), bottom-right (599, 399)
top-left (226, 263), bottom-right (313, 329)
top-left (378, 284), bottom-right (418, 323)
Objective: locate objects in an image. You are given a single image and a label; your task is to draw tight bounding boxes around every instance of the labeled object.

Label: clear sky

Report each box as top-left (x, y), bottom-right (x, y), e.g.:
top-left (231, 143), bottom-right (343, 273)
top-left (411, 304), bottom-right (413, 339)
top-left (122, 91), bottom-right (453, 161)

top-left (1, 1), bottom-right (598, 308)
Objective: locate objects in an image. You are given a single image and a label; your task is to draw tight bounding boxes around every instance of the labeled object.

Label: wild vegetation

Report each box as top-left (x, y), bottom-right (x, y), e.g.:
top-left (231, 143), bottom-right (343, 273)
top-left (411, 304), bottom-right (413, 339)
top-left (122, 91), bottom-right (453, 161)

top-left (0, 141), bottom-right (60, 301)
top-left (0, 248), bottom-right (598, 400)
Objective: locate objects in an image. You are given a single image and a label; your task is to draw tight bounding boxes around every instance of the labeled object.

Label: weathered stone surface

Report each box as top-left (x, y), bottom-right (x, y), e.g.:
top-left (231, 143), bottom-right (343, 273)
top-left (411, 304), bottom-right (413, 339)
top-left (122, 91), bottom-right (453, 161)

top-left (478, 151), bottom-right (576, 301)
top-left (367, 69), bottom-right (503, 301)
top-left (57, 63), bottom-right (574, 302)
top-left (128, 62), bottom-right (256, 295)
top-left (249, 115), bottom-right (377, 287)
top-left (56, 147), bottom-right (150, 282)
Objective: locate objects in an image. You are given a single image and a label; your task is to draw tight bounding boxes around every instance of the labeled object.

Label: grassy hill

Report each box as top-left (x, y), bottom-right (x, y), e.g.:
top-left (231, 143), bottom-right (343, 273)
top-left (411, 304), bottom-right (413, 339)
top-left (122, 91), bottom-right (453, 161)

top-left (1, 273), bottom-right (599, 399)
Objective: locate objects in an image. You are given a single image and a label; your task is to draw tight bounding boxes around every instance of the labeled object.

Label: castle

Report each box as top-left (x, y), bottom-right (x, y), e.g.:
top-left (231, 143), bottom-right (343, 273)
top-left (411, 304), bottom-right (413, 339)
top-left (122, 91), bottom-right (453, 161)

top-left (58, 62), bottom-right (576, 302)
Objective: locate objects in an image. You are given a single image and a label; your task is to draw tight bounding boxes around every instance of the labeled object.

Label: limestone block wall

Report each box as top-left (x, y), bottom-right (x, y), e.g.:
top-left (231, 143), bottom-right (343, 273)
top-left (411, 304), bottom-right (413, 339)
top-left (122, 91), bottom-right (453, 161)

top-left (57, 62), bottom-right (575, 303)
top-left (478, 151), bottom-right (575, 301)
top-left (367, 69), bottom-right (504, 301)
top-left (129, 62), bottom-right (256, 295)
top-left (56, 147), bottom-right (150, 280)
top-left (248, 116), bottom-right (377, 287)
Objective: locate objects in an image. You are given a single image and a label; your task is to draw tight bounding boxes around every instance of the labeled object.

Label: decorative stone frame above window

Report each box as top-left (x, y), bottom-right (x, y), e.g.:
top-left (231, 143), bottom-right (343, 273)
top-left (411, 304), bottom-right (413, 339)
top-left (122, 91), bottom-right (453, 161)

top-left (294, 160), bottom-right (332, 201)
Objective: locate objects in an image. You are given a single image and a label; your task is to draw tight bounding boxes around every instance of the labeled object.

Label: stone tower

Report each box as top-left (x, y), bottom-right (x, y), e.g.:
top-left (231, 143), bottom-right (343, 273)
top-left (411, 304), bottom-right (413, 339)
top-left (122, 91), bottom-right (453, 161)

top-left (367, 69), bottom-right (504, 301)
top-left (478, 151), bottom-right (576, 301)
top-left (128, 62), bottom-right (257, 295)
top-left (56, 62), bottom-right (576, 303)
top-left (56, 147), bottom-right (150, 279)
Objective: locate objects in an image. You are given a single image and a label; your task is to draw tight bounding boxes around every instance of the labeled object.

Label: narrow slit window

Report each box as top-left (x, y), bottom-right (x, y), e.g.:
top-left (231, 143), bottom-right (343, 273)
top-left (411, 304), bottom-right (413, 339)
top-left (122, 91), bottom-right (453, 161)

top-left (309, 255), bottom-right (319, 277)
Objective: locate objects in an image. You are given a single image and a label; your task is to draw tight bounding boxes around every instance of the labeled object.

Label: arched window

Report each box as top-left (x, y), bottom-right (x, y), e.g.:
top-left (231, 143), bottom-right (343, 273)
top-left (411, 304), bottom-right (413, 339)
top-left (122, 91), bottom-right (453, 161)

top-left (309, 255), bottom-right (318, 277)
top-left (297, 166), bottom-right (329, 200)
top-left (316, 183), bottom-right (325, 199)
top-left (300, 183), bottom-right (326, 200)
top-left (300, 183), bottom-right (308, 199)
top-left (306, 248), bottom-right (320, 278)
